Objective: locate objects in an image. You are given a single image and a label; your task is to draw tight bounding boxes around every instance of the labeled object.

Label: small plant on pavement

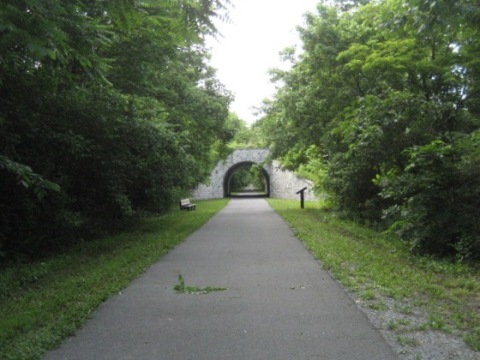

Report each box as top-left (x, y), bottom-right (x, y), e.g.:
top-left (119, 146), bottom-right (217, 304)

top-left (174, 274), bottom-right (227, 295)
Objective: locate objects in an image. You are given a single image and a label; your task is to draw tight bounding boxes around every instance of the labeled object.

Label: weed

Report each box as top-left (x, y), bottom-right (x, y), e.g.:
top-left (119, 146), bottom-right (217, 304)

top-left (396, 335), bottom-right (420, 347)
top-left (174, 274), bottom-right (227, 295)
top-left (427, 313), bottom-right (446, 330)
top-left (395, 304), bottom-right (414, 315)
top-left (398, 318), bottom-right (412, 326)
top-left (360, 289), bottom-right (376, 301)
top-left (389, 320), bottom-right (400, 331)
top-left (388, 318), bottom-right (412, 332)
top-left (368, 301), bottom-right (388, 311)
top-left (465, 327), bottom-right (480, 351)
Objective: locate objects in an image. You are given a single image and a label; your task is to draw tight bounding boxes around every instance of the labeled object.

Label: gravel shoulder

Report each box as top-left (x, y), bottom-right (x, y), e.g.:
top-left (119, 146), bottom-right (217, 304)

top-left (331, 274), bottom-right (480, 360)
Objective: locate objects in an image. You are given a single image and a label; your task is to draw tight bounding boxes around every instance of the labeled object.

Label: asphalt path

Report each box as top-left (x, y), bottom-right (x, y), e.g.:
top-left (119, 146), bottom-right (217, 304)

top-left (45, 198), bottom-right (398, 360)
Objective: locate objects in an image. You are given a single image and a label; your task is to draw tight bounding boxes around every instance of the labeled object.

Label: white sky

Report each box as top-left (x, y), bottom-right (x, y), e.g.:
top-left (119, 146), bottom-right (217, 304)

top-left (207, 0), bottom-right (320, 125)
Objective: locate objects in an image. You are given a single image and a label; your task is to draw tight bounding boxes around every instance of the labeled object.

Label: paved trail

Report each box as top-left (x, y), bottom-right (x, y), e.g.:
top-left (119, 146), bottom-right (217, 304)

top-left (46, 199), bottom-right (398, 360)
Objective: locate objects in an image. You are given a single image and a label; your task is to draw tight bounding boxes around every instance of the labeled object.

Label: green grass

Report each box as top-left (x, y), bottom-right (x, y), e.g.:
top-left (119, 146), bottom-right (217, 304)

top-left (267, 198), bottom-right (480, 352)
top-left (0, 199), bottom-right (228, 360)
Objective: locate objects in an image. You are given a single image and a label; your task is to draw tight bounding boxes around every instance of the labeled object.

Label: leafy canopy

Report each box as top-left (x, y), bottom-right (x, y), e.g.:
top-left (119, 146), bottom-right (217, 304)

top-left (258, 0), bottom-right (480, 260)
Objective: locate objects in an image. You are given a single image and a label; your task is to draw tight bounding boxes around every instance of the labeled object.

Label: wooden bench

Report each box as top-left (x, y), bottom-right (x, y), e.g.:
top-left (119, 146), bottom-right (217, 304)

top-left (179, 198), bottom-right (196, 211)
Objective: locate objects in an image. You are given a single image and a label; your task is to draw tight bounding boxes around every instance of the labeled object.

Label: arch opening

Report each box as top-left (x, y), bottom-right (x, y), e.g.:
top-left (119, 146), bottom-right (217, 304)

top-left (223, 161), bottom-right (270, 198)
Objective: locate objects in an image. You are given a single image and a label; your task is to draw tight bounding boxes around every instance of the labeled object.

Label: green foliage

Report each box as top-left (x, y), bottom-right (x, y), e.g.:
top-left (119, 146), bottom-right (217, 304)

top-left (250, 164), bottom-right (267, 190)
top-left (258, 0), bottom-right (480, 259)
top-left (0, 1), bottom-right (232, 260)
top-left (229, 164), bottom-right (265, 192)
top-left (0, 156), bottom-right (61, 200)
top-left (229, 168), bottom-right (252, 192)
top-left (295, 146), bottom-right (328, 194)
top-left (226, 113), bottom-right (266, 149)
top-left (379, 132), bottom-right (480, 260)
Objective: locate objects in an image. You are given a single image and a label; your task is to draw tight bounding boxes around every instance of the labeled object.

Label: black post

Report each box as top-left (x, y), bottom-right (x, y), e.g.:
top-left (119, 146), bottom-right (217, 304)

top-left (296, 187), bottom-right (308, 209)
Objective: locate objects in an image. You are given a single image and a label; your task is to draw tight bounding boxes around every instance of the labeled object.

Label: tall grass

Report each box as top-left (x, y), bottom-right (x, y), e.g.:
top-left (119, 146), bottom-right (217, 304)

top-left (0, 199), bottom-right (228, 360)
top-left (267, 198), bottom-right (480, 352)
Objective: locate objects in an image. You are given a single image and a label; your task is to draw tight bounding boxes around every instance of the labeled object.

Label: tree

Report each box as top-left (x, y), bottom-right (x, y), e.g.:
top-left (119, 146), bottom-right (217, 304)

top-left (0, 0), bottom-right (232, 260)
top-left (259, 0), bottom-right (480, 259)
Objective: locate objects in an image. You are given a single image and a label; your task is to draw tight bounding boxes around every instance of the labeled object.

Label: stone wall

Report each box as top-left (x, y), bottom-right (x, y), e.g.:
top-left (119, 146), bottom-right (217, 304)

top-left (192, 149), bottom-right (317, 201)
top-left (268, 160), bottom-right (317, 201)
top-left (192, 149), bottom-right (270, 199)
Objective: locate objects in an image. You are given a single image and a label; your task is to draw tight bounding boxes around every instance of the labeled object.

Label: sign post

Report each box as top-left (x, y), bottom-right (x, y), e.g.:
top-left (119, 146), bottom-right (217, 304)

top-left (296, 187), bottom-right (308, 209)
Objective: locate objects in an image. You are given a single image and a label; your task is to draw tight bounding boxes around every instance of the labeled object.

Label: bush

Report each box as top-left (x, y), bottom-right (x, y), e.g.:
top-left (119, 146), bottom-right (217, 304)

top-left (0, 88), bottom-right (197, 260)
top-left (380, 133), bottom-right (480, 260)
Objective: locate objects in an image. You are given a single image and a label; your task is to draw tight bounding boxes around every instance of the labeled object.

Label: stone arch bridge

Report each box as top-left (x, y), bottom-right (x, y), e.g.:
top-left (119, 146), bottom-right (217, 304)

top-left (193, 149), bottom-right (316, 201)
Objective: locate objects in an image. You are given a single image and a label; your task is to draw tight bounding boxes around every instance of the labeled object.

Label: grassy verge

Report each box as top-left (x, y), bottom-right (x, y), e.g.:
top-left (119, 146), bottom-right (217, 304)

top-left (267, 199), bottom-right (480, 353)
top-left (0, 199), bottom-right (229, 360)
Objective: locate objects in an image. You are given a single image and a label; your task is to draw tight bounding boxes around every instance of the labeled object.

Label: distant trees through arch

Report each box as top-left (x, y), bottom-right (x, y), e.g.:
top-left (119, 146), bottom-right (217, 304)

top-left (223, 161), bottom-right (270, 197)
